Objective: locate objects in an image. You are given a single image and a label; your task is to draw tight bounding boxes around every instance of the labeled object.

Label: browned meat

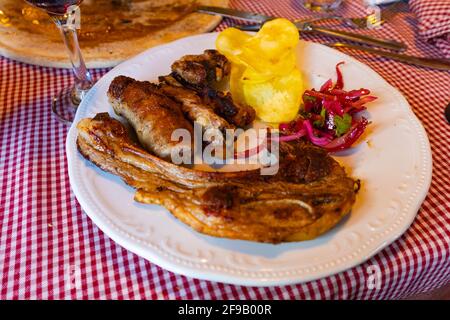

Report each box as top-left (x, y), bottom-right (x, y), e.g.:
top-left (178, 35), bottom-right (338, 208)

top-left (171, 49), bottom-right (230, 87)
top-left (159, 74), bottom-right (255, 128)
top-left (158, 74), bottom-right (183, 87)
top-left (107, 76), bottom-right (193, 161)
top-left (76, 114), bottom-right (357, 243)
top-left (167, 50), bottom-right (256, 127)
top-left (158, 83), bottom-right (235, 133)
top-left (200, 88), bottom-right (256, 128)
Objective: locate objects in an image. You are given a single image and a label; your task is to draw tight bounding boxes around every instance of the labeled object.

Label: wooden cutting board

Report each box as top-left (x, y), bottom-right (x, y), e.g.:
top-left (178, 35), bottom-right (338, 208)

top-left (0, 0), bottom-right (227, 68)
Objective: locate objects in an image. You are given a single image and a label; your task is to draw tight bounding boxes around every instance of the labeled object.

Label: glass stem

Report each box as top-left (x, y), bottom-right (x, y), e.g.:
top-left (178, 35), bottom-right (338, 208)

top-left (52, 13), bottom-right (93, 105)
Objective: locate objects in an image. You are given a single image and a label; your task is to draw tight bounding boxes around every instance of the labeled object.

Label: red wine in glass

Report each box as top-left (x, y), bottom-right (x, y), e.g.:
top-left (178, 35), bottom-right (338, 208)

top-left (24, 0), bottom-right (93, 123)
top-left (25, 0), bottom-right (83, 15)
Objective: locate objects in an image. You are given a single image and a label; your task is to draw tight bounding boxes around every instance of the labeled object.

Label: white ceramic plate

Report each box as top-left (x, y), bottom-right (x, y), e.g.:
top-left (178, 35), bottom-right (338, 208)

top-left (66, 33), bottom-right (432, 286)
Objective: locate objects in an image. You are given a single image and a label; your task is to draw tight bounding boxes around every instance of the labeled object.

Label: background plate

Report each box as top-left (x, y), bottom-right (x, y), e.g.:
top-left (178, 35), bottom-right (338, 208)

top-left (66, 33), bottom-right (432, 286)
top-left (0, 0), bottom-right (226, 68)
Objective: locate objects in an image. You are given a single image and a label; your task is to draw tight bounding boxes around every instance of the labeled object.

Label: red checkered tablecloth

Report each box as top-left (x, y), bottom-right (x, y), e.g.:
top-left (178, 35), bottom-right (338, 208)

top-left (0, 0), bottom-right (449, 299)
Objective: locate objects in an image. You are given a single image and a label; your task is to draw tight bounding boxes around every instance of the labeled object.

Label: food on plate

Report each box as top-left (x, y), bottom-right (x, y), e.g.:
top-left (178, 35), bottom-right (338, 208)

top-left (170, 49), bottom-right (231, 87)
top-left (159, 83), bottom-right (235, 132)
top-left (76, 113), bottom-right (357, 243)
top-left (278, 62), bottom-right (376, 152)
top-left (108, 50), bottom-right (255, 161)
top-left (215, 20), bottom-right (376, 152)
top-left (160, 50), bottom-right (256, 127)
top-left (242, 69), bottom-right (303, 124)
top-left (108, 76), bottom-right (194, 161)
top-left (216, 18), bottom-right (304, 123)
top-left (76, 48), bottom-right (363, 243)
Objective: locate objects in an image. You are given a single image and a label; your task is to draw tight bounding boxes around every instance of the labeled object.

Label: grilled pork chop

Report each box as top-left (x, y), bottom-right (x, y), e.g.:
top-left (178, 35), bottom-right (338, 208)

top-left (76, 113), bottom-right (357, 243)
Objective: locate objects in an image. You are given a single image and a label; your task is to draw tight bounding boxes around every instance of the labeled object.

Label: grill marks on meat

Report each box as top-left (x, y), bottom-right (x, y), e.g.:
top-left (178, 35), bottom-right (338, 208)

top-left (275, 141), bottom-right (333, 184)
top-left (201, 88), bottom-right (256, 128)
top-left (202, 185), bottom-right (239, 215)
top-left (158, 84), bottom-right (234, 133)
top-left (171, 49), bottom-right (230, 87)
top-left (108, 50), bottom-right (255, 159)
top-left (107, 76), bottom-right (193, 161)
top-left (159, 74), bottom-right (255, 128)
top-left (76, 114), bottom-right (357, 243)
top-left (167, 50), bottom-right (256, 127)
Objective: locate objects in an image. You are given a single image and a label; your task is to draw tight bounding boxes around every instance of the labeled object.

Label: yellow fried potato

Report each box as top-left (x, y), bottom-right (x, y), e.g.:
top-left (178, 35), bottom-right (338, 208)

top-left (243, 68), bottom-right (303, 123)
top-left (241, 67), bottom-right (275, 84)
top-left (215, 28), bottom-right (252, 66)
top-left (240, 50), bottom-right (297, 80)
top-left (217, 18), bottom-right (303, 123)
top-left (244, 18), bottom-right (299, 61)
top-left (216, 19), bottom-right (299, 75)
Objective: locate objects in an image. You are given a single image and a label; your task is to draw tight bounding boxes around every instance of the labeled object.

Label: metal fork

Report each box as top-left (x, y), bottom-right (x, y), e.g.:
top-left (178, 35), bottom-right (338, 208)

top-left (236, 14), bottom-right (383, 32)
top-left (309, 15), bottom-right (385, 29)
top-left (329, 42), bottom-right (450, 71)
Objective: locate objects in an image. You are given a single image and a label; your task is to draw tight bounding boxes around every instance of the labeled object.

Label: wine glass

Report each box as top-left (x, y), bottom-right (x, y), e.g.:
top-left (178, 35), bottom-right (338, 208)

top-left (24, 0), bottom-right (93, 123)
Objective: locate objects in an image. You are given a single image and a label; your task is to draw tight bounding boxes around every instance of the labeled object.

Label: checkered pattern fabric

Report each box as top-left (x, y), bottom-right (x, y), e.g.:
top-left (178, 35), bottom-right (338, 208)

top-left (409, 0), bottom-right (450, 58)
top-left (0, 0), bottom-right (449, 299)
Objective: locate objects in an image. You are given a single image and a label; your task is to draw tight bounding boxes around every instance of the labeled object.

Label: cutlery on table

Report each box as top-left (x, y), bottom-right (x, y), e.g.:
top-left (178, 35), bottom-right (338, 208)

top-left (197, 5), bottom-right (407, 51)
top-left (317, 15), bottom-right (384, 29)
top-left (329, 42), bottom-right (450, 71)
top-left (238, 15), bottom-right (383, 30)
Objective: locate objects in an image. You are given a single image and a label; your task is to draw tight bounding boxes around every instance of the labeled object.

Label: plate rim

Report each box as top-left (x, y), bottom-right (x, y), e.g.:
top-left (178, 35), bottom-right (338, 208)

top-left (66, 32), bottom-right (433, 286)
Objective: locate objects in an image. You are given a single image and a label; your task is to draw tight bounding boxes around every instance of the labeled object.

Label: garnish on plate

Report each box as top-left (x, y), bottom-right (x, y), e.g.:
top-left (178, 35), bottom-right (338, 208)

top-left (215, 19), bottom-right (376, 152)
top-left (278, 62), bottom-right (376, 152)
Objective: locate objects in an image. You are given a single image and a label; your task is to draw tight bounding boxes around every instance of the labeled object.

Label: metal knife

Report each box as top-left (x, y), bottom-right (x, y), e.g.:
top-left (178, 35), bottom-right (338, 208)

top-left (197, 6), bottom-right (407, 51)
top-left (330, 42), bottom-right (450, 71)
